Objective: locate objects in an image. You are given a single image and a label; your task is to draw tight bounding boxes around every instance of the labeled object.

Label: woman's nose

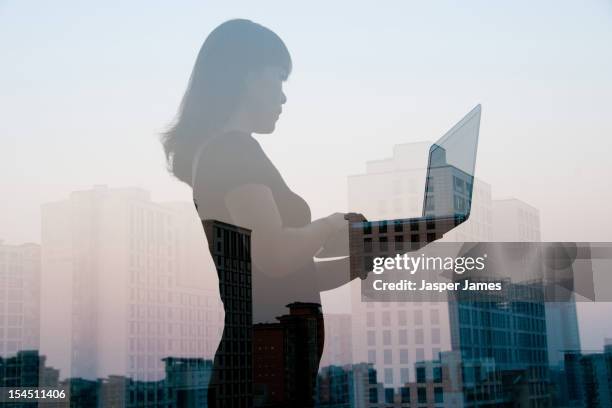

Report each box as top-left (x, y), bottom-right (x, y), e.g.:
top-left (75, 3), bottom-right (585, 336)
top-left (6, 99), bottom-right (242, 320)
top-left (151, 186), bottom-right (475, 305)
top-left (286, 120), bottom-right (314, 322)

top-left (281, 91), bottom-right (287, 105)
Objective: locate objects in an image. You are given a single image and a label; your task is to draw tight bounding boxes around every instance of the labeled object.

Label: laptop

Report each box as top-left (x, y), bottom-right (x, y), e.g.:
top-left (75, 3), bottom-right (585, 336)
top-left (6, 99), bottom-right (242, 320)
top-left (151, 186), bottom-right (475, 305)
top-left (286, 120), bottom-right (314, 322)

top-left (421, 104), bottom-right (481, 222)
top-left (343, 105), bottom-right (482, 278)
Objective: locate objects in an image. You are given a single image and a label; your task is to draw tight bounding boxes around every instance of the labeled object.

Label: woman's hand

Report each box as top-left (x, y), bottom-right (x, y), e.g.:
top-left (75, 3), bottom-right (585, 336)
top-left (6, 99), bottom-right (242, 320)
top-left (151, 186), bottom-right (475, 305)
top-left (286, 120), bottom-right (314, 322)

top-left (321, 212), bottom-right (367, 233)
top-left (316, 212), bottom-right (366, 258)
top-left (321, 212), bottom-right (351, 234)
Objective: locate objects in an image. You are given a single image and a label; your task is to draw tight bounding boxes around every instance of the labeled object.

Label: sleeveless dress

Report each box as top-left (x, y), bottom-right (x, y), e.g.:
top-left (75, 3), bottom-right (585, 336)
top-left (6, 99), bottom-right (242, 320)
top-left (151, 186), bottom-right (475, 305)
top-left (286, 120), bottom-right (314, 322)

top-left (191, 131), bottom-right (324, 407)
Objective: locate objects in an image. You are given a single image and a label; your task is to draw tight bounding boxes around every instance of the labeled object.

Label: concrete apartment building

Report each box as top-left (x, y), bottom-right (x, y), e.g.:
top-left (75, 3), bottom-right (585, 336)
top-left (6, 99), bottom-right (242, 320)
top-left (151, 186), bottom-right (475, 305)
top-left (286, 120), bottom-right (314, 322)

top-left (343, 141), bottom-right (544, 397)
top-left (40, 186), bottom-right (223, 382)
top-left (0, 241), bottom-right (40, 357)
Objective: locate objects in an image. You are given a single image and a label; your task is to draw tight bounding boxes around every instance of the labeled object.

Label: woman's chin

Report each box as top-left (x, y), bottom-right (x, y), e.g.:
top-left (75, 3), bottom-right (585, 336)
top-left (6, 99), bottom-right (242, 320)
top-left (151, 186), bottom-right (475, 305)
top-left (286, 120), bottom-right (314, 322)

top-left (254, 123), bottom-right (277, 134)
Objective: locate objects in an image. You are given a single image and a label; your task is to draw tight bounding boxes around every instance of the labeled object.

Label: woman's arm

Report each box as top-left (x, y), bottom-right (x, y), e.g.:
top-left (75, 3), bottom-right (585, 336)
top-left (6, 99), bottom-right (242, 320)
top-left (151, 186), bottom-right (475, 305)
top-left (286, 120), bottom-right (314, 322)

top-left (224, 183), bottom-right (346, 277)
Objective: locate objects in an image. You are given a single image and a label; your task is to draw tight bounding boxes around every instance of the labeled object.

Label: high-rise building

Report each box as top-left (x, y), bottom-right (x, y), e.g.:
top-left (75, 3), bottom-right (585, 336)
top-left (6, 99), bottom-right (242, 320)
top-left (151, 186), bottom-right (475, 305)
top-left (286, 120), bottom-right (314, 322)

top-left (316, 363), bottom-right (381, 408)
top-left (0, 241), bottom-right (40, 358)
top-left (491, 198), bottom-right (581, 369)
top-left (449, 283), bottom-right (552, 406)
top-left (546, 301), bottom-right (581, 369)
top-left (346, 142), bottom-right (492, 391)
top-left (253, 302), bottom-right (324, 407)
top-left (40, 186), bottom-right (223, 382)
top-left (253, 322), bottom-right (285, 405)
top-left (321, 314), bottom-right (353, 368)
top-left (564, 344), bottom-right (612, 408)
top-left (401, 351), bottom-right (465, 407)
top-left (163, 357), bottom-right (212, 407)
top-left (0, 350), bottom-right (46, 388)
top-left (492, 198), bottom-right (541, 242)
top-left (203, 220), bottom-right (253, 407)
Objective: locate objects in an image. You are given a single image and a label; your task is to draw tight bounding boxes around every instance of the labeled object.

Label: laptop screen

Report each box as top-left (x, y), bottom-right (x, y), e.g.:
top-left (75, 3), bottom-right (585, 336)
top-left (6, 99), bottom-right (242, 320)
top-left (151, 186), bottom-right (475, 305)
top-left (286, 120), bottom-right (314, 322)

top-left (422, 105), bottom-right (481, 220)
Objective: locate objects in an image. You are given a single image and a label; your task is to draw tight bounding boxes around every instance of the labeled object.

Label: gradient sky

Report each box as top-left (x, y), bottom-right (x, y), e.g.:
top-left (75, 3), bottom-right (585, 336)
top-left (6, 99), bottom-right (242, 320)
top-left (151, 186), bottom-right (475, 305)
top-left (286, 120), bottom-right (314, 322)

top-left (2, 0), bottom-right (612, 349)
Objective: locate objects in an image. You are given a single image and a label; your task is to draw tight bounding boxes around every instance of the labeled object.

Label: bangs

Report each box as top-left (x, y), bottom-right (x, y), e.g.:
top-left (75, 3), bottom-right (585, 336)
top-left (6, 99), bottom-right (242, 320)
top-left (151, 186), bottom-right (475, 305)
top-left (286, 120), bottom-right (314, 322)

top-left (248, 20), bottom-right (292, 80)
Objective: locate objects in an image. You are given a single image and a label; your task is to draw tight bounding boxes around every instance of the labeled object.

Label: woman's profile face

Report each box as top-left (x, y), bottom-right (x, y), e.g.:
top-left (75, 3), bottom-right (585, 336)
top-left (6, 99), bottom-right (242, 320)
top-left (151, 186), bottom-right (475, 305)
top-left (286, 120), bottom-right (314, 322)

top-left (241, 65), bottom-right (288, 134)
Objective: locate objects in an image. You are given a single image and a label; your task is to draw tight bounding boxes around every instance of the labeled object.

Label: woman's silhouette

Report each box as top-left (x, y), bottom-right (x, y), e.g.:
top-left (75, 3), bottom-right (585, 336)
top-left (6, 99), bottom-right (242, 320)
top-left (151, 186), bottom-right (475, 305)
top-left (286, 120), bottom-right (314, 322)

top-left (161, 19), bottom-right (356, 407)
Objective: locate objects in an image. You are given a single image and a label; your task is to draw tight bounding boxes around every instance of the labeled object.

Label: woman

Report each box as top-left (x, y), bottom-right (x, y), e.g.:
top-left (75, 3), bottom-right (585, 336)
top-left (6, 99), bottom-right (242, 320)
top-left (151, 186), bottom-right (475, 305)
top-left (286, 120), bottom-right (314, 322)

top-left (161, 19), bottom-right (356, 407)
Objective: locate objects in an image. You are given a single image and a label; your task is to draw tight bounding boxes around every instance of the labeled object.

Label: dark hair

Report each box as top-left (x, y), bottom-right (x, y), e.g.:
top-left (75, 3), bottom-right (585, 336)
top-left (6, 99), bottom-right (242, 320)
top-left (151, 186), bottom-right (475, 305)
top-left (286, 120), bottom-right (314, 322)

top-left (161, 19), bottom-right (292, 185)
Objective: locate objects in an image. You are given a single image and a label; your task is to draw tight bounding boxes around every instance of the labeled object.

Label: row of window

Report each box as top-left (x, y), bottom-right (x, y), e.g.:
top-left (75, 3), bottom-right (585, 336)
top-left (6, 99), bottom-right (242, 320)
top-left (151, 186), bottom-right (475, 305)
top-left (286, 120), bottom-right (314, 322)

top-left (367, 328), bottom-right (442, 346)
top-left (363, 232), bottom-right (440, 253)
top-left (362, 219), bottom-right (435, 235)
top-left (369, 385), bottom-right (443, 404)
top-left (213, 227), bottom-right (251, 261)
top-left (367, 347), bottom-right (442, 366)
top-left (461, 346), bottom-right (548, 364)
top-left (128, 321), bottom-right (222, 337)
top-left (366, 310), bottom-right (441, 327)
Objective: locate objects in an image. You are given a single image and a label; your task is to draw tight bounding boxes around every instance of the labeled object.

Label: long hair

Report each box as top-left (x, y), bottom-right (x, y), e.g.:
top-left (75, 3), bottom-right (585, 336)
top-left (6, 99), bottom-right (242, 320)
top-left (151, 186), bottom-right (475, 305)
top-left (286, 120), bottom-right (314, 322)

top-left (161, 19), bottom-right (292, 185)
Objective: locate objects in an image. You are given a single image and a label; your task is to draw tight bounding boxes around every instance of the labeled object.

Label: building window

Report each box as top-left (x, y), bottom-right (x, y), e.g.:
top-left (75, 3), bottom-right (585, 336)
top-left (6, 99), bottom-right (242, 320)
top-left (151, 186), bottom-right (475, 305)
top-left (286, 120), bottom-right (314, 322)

top-left (364, 238), bottom-right (373, 252)
top-left (414, 310), bottom-right (423, 325)
top-left (434, 387), bottom-right (444, 403)
top-left (379, 237), bottom-right (388, 251)
top-left (430, 309), bottom-right (440, 324)
top-left (401, 387), bottom-right (410, 403)
top-left (367, 330), bottom-right (376, 346)
top-left (453, 176), bottom-right (465, 193)
top-left (382, 311), bottom-right (391, 326)
top-left (379, 221), bottom-right (388, 234)
top-left (398, 311), bottom-right (407, 326)
top-left (385, 387), bottom-right (394, 403)
top-left (431, 328), bottom-right (440, 344)
top-left (416, 367), bottom-right (426, 383)
top-left (394, 235), bottom-right (404, 250)
top-left (398, 329), bottom-right (408, 345)
top-left (368, 369), bottom-right (377, 384)
top-left (384, 369), bottom-right (394, 385)
top-left (433, 367), bottom-right (442, 383)
top-left (383, 330), bottom-right (391, 346)
top-left (384, 350), bottom-right (392, 364)
top-left (426, 218), bottom-right (436, 230)
top-left (368, 350), bottom-right (377, 364)
top-left (369, 388), bottom-right (378, 404)
top-left (363, 222), bottom-right (372, 235)
top-left (394, 220), bottom-right (403, 232)
top-left (454, 196), bottom-right (465, 212)
top-left (400, 368), bottom-right (410, 384)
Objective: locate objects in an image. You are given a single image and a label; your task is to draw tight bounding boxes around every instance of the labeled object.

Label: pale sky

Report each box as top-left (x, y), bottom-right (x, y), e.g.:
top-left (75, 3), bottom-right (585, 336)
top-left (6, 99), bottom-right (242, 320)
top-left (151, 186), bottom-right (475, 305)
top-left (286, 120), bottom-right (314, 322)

top-left (2, 0), bottom-right (611, 349)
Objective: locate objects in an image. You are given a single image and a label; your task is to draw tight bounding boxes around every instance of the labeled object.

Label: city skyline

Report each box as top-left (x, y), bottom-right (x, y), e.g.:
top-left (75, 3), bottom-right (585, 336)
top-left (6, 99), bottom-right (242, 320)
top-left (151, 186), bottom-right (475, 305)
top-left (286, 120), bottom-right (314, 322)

top-left (1, 179), bottom-right (611, 406)
top-left (1, 153), bottom-right (611, 371)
